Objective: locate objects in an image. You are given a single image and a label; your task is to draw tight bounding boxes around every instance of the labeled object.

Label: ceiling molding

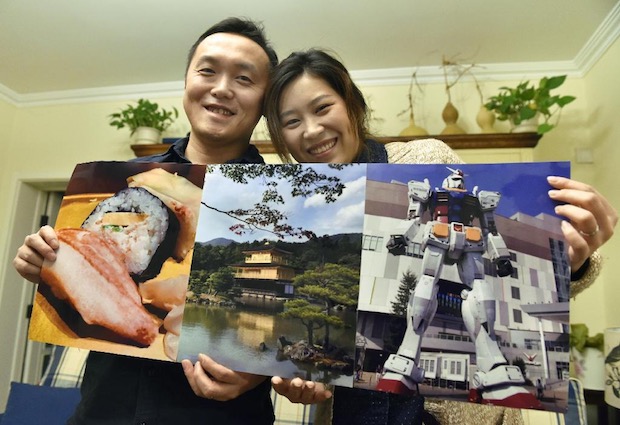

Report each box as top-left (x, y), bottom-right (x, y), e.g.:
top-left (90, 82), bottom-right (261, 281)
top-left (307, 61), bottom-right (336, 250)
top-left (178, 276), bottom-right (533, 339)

top-left (2, 2), bottom-right (618, 109)
top-left (7, 81), bottom-right (185, 108)
top-left (573, 1), bottom-right (620, 75)
top-left (0, 83), bottom-right (19, 105)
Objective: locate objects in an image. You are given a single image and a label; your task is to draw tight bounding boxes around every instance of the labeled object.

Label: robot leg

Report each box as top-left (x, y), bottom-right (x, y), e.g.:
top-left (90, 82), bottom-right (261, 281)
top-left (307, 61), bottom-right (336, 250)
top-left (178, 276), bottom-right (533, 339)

top-left (462, 279), bottom-right (543, 409)
top-left (377, 246), bottom-right (444, 395)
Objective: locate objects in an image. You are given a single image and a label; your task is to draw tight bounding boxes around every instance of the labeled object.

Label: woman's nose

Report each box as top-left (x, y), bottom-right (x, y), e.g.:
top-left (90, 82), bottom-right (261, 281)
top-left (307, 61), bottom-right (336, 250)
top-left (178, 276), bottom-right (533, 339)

top-left (303, 118), bottom-right (324, 139)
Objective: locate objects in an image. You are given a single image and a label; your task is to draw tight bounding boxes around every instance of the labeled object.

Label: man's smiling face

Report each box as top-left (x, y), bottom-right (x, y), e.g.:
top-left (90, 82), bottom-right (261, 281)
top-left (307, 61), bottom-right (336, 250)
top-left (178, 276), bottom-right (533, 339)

top-left (183, 32), bottom-right (270, 147)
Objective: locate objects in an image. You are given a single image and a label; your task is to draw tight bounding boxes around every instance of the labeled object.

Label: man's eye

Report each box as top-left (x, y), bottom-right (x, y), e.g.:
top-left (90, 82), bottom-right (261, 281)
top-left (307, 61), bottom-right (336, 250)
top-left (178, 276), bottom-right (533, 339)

top-left (198, 68), bottom-right (215, 75)
top-left (237, 75), bottom-right (253, 84)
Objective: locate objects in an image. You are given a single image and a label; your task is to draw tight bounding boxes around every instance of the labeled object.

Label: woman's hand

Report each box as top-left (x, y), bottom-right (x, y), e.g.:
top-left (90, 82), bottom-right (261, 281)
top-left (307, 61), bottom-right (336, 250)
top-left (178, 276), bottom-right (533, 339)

top-left (181, 354), bottom-right (267, 401)
top-left (548, 176), bottom-right (617, 272)
top-left (181, 354), bottom-right (268, 401)
top-left (271, 376), bottom-right (332, 404)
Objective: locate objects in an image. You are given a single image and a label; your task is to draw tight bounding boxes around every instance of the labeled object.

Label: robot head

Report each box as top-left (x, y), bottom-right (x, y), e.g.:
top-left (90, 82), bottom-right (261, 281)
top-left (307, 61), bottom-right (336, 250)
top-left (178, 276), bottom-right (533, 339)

top-left (442, 168), bottom-right (466, 190)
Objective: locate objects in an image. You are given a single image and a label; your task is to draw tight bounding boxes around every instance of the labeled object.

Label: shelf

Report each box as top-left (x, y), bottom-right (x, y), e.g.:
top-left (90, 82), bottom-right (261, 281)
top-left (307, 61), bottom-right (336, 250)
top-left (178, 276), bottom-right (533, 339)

top-left (377, 132), bottom-right (541, 150)
top-left (131, 132), bottom-right (540, 157)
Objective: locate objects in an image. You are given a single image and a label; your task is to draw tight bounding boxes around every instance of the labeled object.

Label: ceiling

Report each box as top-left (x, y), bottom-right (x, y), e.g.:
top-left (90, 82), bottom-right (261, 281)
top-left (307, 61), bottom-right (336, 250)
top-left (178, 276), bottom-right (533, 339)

top-left (1, 0), bottom-right (619, 102)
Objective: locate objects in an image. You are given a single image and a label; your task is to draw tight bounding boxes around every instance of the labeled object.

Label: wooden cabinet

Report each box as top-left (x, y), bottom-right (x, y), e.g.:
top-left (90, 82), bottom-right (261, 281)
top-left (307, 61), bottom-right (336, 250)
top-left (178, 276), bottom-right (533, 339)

top-left (131, 132), bottom-right (541, 163)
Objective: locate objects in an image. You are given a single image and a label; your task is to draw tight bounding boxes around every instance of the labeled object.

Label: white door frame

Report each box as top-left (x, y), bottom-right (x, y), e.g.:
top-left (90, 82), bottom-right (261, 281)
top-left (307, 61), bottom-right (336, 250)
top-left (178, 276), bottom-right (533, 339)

top-left (0, 176), bottom-right (67, 410)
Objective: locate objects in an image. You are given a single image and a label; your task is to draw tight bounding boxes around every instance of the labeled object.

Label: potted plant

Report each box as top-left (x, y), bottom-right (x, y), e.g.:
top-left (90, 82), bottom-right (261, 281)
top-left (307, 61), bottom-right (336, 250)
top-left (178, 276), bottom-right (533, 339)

top-left (484, 75), bottom-right (575, 134)
top-left (108, 98), bottom-right (179, 144)
top-left (570, 323), bottom-right (605, 390)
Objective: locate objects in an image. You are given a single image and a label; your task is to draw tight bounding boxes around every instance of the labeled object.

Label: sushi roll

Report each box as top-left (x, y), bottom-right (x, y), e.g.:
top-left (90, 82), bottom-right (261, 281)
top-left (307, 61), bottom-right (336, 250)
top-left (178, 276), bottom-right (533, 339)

top-left (82, 187), bottom-right (179, 281)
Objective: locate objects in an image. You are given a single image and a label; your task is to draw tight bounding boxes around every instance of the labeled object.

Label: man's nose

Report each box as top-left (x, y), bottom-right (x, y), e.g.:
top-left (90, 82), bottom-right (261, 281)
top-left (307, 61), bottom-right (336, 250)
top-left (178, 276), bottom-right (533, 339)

top-left (210, 77), bottom-right (233, 98)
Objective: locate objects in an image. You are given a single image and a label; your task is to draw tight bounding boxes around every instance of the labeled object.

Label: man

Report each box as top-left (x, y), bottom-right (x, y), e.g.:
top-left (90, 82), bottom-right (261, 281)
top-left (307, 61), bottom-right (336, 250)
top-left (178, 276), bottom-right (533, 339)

top-left (13, 17), bottom-right (328, 424)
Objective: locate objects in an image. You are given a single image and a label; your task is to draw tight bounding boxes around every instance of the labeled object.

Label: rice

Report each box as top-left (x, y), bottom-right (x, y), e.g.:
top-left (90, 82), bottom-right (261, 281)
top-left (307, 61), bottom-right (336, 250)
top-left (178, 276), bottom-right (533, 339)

top-left (82, 187), bottom-right (178, 280)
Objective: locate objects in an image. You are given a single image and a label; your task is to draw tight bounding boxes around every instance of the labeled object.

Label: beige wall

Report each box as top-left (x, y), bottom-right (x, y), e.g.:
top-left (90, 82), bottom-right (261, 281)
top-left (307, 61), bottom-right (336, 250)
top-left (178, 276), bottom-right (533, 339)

top-left (0, 38), bottom-right (618, 410)
top-left (0, 98), bottom-right (18, 268)
top-left (582, 37), bottom-right (620, 332)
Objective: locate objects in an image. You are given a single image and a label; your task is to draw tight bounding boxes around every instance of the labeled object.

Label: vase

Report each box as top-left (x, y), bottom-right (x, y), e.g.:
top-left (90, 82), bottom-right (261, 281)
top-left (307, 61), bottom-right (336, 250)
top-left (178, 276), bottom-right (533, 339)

top-left (440, 102), bottom-right (465, 135)
top-left (571, 347), bottom-right (605, 391)
top-left (511, 113), bottom-right (539, 133)
top-left (476, 105), bottom-right (496, 133)
top-left (133, 126), bottom-right (162, 145)
top-left (605, 327), bottom-right (620, 408)
top-left (399, 113), bottom-right (428, 137)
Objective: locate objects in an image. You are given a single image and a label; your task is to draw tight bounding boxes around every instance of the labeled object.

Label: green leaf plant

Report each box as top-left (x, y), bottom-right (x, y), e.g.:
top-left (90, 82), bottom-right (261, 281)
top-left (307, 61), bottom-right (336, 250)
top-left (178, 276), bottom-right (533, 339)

top-left (570, 323), bottom-right (604, 354)
top-left (484, 75), bottom-right (575, 135)
top-left (108, 98), bottom-right (179, 135)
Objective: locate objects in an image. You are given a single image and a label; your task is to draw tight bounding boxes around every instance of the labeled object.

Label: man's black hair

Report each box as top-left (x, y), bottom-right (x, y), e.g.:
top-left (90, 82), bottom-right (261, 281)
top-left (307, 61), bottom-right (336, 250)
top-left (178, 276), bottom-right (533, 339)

top-left (186, 17), bottom-right (278, 74)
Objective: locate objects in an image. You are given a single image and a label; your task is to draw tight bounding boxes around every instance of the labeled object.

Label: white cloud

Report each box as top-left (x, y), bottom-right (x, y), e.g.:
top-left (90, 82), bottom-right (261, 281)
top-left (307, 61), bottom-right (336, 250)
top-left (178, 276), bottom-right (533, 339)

top-left (309, 200), bottom-right (365, 236)
top-left (303, 176), bottom-right (366, 208)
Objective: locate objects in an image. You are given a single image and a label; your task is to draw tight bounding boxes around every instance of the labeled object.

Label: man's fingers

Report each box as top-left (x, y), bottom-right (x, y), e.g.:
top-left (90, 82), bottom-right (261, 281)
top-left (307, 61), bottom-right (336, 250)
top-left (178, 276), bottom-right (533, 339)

top-left (197, 353), bottom-right (233, 382)
top-left (181, 359), bottom-right (199, 394)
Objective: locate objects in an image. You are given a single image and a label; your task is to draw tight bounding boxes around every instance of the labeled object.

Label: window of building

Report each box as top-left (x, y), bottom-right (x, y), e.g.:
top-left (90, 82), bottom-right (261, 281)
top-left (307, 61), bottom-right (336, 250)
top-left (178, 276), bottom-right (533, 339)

top-left (362, 235), bottom-right (384, 252)
top-left (556, 361), bottom-right (569, 380)
top-left (513, 309), bottom-right (523, 323)
top-left (511, 286), bottom-right (521, 300)
top-left (421, 358), bottom-right (436, 374)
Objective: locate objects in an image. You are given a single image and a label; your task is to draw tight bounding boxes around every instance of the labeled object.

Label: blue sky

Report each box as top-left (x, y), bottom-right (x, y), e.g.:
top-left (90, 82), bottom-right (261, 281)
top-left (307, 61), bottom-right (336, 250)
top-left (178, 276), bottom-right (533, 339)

top-left (196, 164), bottom-right (367, 243)
top-left (195, 162), bottom-right (570, 243)
top-left (366, 162), bottom-right (570, 218)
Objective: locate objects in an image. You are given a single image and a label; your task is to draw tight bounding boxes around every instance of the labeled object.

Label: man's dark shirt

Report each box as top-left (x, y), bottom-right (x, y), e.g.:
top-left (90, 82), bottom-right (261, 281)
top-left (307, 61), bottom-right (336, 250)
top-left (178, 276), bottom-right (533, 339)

top-left (68, 137), bottom-right (273, 425)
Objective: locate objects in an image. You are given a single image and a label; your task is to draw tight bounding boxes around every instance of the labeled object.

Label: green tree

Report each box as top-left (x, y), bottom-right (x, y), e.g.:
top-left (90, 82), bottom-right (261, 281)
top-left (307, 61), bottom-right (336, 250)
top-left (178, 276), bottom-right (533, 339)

top-left (280, 299), bottom-right (328, 347)
top-left (207, 267), bottom-right (236, 298)
top-left (189, 269), bottom-right (210, 296)
top-left (391, 269), bottom-right (418, 317)
top-left (292, 263), bottom-right (359, 348)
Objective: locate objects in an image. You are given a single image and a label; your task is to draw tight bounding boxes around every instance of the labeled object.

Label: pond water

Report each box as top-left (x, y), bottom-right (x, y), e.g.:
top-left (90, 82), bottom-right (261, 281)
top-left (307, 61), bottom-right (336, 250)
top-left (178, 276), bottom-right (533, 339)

top-left (177, 298), bottom-right (356, 386)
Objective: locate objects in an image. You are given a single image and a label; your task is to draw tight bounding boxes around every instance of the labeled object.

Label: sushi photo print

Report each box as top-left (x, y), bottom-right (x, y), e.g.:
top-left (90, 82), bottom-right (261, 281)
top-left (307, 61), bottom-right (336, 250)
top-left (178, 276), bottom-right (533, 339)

top-left (29, 161), bottom-right (206, 361)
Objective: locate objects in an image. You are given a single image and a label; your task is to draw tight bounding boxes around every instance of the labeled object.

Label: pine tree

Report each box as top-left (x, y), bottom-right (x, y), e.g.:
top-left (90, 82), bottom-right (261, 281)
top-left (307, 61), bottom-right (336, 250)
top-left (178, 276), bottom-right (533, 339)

top-left (283, 263), bottom-right (359, 348)
top-left (391, 269), bottom-right (418, 317)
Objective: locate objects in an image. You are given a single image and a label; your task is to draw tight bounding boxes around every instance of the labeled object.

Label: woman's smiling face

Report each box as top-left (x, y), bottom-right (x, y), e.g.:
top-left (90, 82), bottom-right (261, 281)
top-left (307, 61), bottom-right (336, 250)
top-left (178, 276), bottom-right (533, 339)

top-left (278, 73), bottom-right (361, 163)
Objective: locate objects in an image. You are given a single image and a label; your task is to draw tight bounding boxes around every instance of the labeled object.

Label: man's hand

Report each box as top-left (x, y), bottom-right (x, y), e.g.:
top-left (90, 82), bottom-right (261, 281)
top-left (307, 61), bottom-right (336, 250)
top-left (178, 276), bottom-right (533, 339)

top-left (548, 176), bottom-right (617, 272)
top-left (181, 354), bottom-right (267, 401)
top-left (13, 225), bottom-right (59, 283)
top-left (271, 376), bottom-right (332, 404)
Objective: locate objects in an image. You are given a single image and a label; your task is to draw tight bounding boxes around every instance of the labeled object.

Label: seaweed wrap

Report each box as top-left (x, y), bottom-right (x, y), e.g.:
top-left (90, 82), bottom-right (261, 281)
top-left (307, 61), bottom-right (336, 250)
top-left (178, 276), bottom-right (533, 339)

top-left (82, 187), bottom-right (179, 280)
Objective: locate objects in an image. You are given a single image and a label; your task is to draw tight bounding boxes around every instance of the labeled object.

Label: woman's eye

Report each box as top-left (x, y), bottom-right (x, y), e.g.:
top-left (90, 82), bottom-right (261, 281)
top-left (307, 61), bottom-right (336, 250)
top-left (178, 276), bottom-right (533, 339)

top-left (283, 118), bottom-right (300, 128)
top-left (316, 103), bottom-right (332, 113)
top-left (237, 75), bottom-right (253, 84)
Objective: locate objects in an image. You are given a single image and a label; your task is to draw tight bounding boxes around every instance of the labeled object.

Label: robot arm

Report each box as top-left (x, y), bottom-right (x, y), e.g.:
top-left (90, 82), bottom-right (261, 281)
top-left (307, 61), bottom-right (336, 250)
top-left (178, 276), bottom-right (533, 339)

top-left (477, 190), bottom-right (514, 277)
top-left (407, 178), bottom-right (431, 220)
top-left (386, 179), bottom-right (431, 256)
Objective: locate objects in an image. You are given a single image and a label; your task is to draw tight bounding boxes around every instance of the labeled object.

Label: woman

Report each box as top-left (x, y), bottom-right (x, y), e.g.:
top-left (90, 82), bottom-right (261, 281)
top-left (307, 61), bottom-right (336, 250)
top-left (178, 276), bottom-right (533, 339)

top-left (265, 49), bottom-right (617, 424)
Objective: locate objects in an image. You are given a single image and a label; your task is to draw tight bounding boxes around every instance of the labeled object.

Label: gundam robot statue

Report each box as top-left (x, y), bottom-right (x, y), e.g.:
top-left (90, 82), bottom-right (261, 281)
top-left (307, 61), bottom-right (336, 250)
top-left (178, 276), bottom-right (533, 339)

top-left (376, 168), bottom-right (541, 409)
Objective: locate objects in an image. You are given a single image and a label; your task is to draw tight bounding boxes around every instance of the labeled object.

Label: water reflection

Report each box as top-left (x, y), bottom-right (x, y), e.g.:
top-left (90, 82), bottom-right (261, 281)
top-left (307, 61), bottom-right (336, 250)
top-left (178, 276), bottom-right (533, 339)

top-left (178, 299), bottom-right (356, 386)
